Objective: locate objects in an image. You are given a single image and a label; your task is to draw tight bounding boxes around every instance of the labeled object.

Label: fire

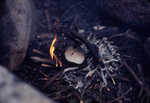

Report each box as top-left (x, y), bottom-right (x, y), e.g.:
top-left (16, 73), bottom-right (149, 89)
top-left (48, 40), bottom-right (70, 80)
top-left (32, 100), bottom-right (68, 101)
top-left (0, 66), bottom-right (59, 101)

top-left (49, 33), bottom-right (62, 67)
top-left (50, 34), bottom-right (56, 60)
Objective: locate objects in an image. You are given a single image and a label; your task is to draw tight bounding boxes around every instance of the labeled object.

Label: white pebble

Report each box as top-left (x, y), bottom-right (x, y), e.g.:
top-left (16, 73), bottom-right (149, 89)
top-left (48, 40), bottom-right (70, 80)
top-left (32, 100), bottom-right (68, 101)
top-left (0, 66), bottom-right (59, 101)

top-left (65, 46), bottom-right (85, 64)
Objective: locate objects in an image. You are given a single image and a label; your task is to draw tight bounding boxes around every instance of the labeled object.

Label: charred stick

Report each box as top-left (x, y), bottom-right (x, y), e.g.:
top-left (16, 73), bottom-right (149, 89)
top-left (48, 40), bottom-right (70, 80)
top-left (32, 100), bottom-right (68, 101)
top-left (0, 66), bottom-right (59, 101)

top-left (30, 56), bottom-right (51, 63)
top-left (32, 49), bottom-right (48, 56)
top-left (123, 61), bottom-right (150, 97)
top-left (43, 70), bottom-right (63, 89)
top-left (123, 61), bottom-right (142, 85)
top-left (107, 88), bottom-right (132, 103)
top-left (41, 64), bottom-right (52, 68)
top-left (138, 88), bottom-right (144, 98)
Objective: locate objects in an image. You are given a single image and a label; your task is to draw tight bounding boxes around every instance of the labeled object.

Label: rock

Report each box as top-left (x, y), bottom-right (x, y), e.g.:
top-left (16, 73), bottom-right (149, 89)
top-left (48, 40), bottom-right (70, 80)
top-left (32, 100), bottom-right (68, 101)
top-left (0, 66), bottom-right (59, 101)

top-left (65, 46), bottom-right (85, 64)
top-left (0, 66), bottom-right (56, 103)
top-left (98, 0), bottom-right (150, 29)
top-left (5, 0), bottom-right (35, 70)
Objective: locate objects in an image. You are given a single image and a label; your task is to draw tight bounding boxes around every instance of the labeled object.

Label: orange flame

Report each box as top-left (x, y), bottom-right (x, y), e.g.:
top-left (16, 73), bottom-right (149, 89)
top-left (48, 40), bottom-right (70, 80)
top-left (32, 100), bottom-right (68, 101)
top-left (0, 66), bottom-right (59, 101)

top-left (50, 34), bottom-right (56, 60)
top-left (49, 34), bottom-right (62, 67)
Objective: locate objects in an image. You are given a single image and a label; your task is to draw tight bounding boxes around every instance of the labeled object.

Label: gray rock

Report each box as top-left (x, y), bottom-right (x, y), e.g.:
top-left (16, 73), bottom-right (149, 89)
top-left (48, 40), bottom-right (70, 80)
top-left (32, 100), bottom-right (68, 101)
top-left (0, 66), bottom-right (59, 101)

top-left (0, 66), bottom-right (56, 103)
top-left (5, 0), bottom-right (35, 70)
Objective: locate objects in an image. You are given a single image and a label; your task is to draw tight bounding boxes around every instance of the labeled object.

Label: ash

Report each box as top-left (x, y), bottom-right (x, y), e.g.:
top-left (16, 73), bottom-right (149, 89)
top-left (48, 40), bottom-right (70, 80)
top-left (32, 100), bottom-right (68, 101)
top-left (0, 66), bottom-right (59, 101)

top-left (63, 32), bottom-right (121, 94)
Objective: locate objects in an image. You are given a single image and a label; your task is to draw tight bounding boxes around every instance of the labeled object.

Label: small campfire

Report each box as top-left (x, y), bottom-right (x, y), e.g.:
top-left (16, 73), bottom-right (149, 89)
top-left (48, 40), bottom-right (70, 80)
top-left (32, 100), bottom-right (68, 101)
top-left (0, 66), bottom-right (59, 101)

top-left (47, 23), bottom-right (121, 94)
top-left (24, 21), bottom-right (150, 103)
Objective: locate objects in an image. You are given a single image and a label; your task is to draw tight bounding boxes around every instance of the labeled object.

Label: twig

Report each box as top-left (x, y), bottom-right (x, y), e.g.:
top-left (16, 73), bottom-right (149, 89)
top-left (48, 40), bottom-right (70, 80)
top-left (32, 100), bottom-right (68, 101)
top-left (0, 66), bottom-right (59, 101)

top-left (32, 49), bottom-right (48, 56)
top-left (41, 63), bottom-right (52, 68)
top-left (43, 71), bottom-right (63, 89)
top-left (30, 56), bottom-right (51, 63)
top-left (107, 88), bottom-right (132, 103)
top-left (123, 61), bottom-right (150, 97)
top-left (36, 33), bottom-right (51, 39)
top-left (109, 30), bottom-right (141, 42)
top-left (138, 88), bottom-right (144, 98)
top-left (45, 9), bottom-right (51, 30)
top-left (39, 70), bottom-right (49, 81)
top-left (115, 76), bottom-right (130, 82)
top-left (61, 1), bottom-right (83, 21)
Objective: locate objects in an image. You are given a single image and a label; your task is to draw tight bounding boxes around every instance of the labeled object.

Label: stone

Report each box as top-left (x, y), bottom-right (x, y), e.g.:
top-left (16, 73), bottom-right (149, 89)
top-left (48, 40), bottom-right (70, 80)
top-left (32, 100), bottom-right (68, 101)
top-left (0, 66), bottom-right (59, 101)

top-left (65, 46), bottom-right (85, 64)
top-left (0, 66), bottom-right (56, 103)
top-left (4, 0), bottom-right (35, 70)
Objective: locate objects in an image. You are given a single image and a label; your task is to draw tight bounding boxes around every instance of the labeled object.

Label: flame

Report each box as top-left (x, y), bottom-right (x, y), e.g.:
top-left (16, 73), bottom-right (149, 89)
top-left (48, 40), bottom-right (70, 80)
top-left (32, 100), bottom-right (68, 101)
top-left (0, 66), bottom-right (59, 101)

top-left (50, 34), bottom-right (56, 60)
top-left (49, 33), bottom-right (62, 67)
